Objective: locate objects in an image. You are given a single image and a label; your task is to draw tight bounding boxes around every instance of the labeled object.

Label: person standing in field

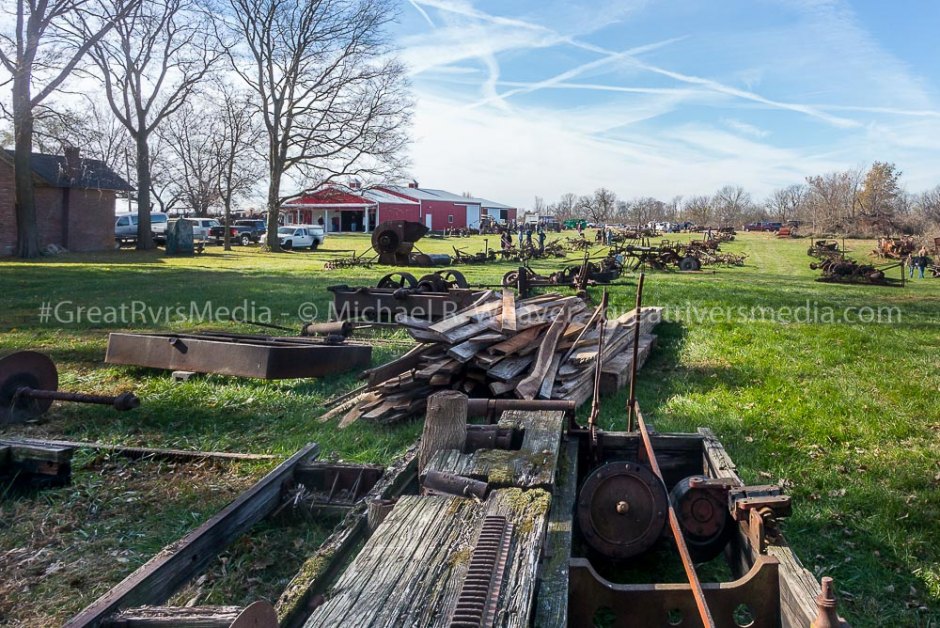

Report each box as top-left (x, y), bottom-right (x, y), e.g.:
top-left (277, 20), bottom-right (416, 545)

top-left (917, 246), bottom-right (929, 279)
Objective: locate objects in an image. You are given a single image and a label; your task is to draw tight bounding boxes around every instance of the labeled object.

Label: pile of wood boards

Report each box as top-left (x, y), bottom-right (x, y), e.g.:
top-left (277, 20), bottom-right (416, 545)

top-left (323, 290), bottom-right (662, 427)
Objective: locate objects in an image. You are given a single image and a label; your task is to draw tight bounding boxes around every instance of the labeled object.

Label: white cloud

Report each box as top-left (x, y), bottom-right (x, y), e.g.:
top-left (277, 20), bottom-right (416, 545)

top-left (722, 119), bottom-right (770, 139)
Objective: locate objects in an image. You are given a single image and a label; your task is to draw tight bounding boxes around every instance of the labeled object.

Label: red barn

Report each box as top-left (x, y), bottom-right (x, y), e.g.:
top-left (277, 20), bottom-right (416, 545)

top-left (280, 185), bottom-right (419, 232)
top-left (280, 182), bottom-right (516, 232)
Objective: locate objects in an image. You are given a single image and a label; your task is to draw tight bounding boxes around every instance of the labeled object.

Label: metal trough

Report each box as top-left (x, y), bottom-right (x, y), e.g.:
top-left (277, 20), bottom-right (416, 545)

top-left (105, 332), bottom-right (372, 379)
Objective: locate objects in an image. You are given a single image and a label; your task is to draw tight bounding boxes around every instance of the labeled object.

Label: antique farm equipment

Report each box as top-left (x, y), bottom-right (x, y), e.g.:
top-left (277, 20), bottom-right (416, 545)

top-left (105, 332), bottom-right (371, 378)
top-left (281, 277), bottom-right (847, 628)
top-left (807, 239), bottom-right (841, 259)
top-left (810, 257), bottom-right (903, 285)
top-left (328, 271), bottom-right (483, 322)
top-left (371, 220), bottom-right (450, 266)
top-left (0, 351), bottom-right (139, 424)
top-left (283, 399), bottom-right (844, 627)
top-left (873, 236), bottom-right (916, 260)
top-left (501, 257), bottom-right (623, 298)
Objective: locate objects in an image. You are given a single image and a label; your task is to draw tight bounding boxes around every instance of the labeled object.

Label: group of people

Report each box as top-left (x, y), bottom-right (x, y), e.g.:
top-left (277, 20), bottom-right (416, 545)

top-left (500, 223), bottom-right (548, 253)
top-left (908, 246), bottom-right (933, 279)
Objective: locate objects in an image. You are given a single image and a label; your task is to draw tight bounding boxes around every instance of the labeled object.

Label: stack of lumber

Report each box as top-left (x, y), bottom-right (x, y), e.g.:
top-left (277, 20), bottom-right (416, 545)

top-left (324, 290), bottom-right (661, 427)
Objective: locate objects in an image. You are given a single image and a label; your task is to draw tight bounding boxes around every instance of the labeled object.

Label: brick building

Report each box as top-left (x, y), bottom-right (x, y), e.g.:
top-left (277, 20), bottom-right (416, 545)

top-left (0, 148), bottom-right (133, 256)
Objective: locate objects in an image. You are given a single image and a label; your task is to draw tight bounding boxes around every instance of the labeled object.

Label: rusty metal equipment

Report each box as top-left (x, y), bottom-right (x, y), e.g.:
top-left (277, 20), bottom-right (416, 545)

top-left (577, 460), bottom-right (667, 559)
top-left (371, 220), bottom-right (451, 267)
top-left (501, 258), bottom-right (622, 298)
top-left (810, 257), bottom-right (902, 285)
top-left (0, 351), bottom-right (140, 424)
top-left (105, 332), bottom-right (371, 379)
top-left (328, 272), bottom-right (482, 322)
top-left (449, 515), bottom-right (514, 627)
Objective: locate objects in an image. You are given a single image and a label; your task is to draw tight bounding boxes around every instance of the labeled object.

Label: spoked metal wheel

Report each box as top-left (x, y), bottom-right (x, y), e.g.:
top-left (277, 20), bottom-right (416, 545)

top-left (376, 272), bottom-right (419, 289)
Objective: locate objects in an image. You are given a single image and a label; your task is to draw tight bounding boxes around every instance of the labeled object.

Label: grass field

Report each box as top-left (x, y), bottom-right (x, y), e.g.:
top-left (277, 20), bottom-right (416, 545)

top-left (1, 231), bottom-right (938, 626)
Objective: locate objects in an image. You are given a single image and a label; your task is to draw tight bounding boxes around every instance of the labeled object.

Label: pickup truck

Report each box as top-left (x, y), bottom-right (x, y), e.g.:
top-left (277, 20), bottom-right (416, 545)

top-left (209, 219), bottom-right (266, 246)
top-left (275, 224), bottom-right (326, 250)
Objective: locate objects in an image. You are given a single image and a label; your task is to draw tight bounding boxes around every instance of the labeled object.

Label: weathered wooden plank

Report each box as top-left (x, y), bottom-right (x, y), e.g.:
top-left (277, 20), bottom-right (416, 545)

top-left (534, 439), bottom-right (578, 627)
top-left (363, 344), bottom-right (430, 386)
top-left (487, 355), bottom-right (534, 381)
top-left (487, 324), bottom-right (545, 356)
top-left (101, 604), bottom-right (271, 627)
top-left (423, 410), bottom-right (565, 490)
top-left (516, 312), bottom-right (568, 399)
top-left (500, 289), bottom-right (517, 332)
top-left (537, 353), bottom-right (562, 400)
top-left (305, 495), bottom-right (475, 627)
top-left (65, 443), bottom-right (320, 628)
top-left (276, 448), bottom-right (418, 628)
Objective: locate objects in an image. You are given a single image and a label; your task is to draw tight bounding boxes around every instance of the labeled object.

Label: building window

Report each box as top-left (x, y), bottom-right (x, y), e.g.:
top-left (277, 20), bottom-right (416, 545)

top-left (448, 215), bottom-right (454, 223)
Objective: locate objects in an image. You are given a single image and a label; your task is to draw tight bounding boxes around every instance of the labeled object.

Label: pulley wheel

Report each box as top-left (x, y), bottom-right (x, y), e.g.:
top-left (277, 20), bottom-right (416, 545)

top-left (0, 351), bottom-right (58, 424)
top-left (376, 272), bottom-right (418, 289)
top-left (670, 476), bottom-right (733, 562)
top-left (439, 269), bottom-right (468, 289)
top-left (577, 461), bottom-right (668, 559)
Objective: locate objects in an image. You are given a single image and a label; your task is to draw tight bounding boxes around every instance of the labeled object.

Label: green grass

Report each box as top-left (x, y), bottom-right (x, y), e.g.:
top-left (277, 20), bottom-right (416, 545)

top-left (1, 231), bottom-right (938, 626)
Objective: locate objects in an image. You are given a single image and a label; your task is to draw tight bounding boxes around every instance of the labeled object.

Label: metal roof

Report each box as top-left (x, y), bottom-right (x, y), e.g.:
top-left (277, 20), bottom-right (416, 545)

top-left (475, 197), bottom-right (514, 210)
top-left (360, 187), bottom-right (419, 205)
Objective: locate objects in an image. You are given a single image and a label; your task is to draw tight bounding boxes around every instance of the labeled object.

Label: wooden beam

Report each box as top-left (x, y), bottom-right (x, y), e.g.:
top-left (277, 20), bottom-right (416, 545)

top-left (65, 443), bottom-right (320, 628)
top-left (0, 439), bottom-right (276, 462)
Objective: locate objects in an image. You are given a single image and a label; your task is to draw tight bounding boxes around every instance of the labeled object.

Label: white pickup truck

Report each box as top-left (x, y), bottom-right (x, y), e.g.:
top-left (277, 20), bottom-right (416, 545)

top-left (275, 224), bottom-right (326, 250)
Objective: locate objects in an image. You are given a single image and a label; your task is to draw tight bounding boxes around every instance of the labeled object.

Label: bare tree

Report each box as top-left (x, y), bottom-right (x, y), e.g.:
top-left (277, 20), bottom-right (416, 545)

top-left (581, 187), bottom-right (616, 224)
top-left (159, 104), bottom-right (221, 217)
top-left (553, 192), bottom-right (577, 221)
top-left (682, 195), bottom-right (711, 226)
top-left (533, 195), bottom-right (545, 214)
top-left (712, 185), bottom-right (751, 227)
top-left (225, 0), bottom-right (411, 250)
top-left (0, 0), bottom-right (137, 257)
top-left (766, 184), bottom-right (806, 223)
top-left (211, 87), bottom-right (263, 249)
top-left (805, 169), bottom-right (862, 233)
top-left (89, 0), bottom-right (221, 249)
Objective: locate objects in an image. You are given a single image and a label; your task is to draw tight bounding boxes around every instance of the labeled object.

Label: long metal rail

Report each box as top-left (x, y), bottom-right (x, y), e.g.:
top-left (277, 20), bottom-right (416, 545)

top-left (635, 403), bottom-right (716, 627)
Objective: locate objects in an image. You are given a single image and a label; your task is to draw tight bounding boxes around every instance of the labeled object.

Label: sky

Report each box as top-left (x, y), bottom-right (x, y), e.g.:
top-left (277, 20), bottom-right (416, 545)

top-left (390, 0), bottom-right (940, 209)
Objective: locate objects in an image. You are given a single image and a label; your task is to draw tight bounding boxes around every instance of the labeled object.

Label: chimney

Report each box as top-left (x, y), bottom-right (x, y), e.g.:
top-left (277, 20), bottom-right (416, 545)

top-left (63, 146), bottom-right (82, 183)
top-left (408, 180), bottom-right (419, 189)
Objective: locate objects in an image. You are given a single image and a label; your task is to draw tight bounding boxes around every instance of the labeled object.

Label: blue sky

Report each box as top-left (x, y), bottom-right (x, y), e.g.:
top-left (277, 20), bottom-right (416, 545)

top-left (391, 0), bottom-right (940, 208)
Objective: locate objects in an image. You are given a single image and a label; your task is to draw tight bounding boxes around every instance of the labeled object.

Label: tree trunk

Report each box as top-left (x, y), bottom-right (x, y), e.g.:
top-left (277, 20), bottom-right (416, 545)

top-left (265, 163), bottom-right (282, 251)
top-left (223, 193), bottom-right (232, 251)
top-left (135, 130), bottom-right (155, 250)
top-left (418, 391), bottom-right (468, 472)
top-left (12, 69), bottom-right (40, 259)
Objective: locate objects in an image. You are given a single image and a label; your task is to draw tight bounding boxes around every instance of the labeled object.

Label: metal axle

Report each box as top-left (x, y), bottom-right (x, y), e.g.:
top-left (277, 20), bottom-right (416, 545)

top-left (15, 387), bottom-right (140, 411)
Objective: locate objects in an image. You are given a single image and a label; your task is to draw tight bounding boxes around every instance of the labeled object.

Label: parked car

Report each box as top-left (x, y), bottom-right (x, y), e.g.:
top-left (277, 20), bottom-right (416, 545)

top-left (115, 211), bottom-right (169, 245)
top-left (208, 219), bottom-right (265, 246)
top-left (274, 224), bottom-right (326, 250)
top-left (182, 218), bottom-right (220, 240)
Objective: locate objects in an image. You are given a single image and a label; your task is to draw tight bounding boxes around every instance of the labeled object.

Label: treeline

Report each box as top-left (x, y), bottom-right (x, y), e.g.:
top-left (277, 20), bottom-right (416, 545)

top-left (1, 0), bottom-right (411, 257)
top-left (540, 162), bottom-right (940, 236)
